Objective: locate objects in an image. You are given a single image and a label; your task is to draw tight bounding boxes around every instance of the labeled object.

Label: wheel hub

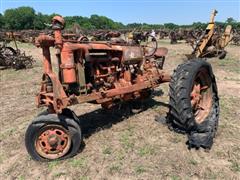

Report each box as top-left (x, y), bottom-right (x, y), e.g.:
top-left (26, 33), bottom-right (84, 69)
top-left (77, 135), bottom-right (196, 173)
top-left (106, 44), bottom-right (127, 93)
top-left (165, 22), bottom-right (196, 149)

top-left (35, 125), bottom-right (71, 159)
top-left (190, 69), bottom-right (213, 124)
top-left (48, 135), bottom-right (58, 146)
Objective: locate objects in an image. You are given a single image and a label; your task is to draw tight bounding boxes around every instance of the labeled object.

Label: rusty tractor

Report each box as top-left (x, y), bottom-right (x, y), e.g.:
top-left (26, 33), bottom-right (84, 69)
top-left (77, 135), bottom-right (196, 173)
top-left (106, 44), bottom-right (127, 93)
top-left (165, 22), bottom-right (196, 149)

top-left (186, 10), bottom-right (233, 60)
top-left (25, 16), bottom-right (220, 161)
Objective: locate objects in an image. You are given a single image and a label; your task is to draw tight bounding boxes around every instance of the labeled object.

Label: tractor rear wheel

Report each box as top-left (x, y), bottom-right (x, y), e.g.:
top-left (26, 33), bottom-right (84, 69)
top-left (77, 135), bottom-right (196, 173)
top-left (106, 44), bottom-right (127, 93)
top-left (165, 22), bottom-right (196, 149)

top-left (167, 59), bottom-right (219, 149)
top-left (25, 112), bottom-right (82, 161)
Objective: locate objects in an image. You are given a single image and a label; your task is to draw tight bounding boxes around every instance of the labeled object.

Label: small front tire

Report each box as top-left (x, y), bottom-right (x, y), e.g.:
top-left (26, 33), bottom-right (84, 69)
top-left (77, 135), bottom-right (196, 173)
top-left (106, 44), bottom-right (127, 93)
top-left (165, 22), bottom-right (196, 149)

top-left (25, 113), bottom-right (82, 161)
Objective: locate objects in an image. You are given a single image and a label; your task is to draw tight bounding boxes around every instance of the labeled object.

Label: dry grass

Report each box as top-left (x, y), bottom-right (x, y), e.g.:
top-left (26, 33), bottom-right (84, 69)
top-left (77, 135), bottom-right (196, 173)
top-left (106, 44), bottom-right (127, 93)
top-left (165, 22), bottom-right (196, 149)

top-left (0, 41), bottom-right (239, 179)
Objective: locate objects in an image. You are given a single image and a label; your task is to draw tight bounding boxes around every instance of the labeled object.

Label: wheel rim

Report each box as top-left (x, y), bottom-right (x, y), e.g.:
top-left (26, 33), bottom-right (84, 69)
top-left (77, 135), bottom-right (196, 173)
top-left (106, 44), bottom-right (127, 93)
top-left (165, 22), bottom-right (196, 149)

top-left (3, 47), bottom-right (16, 56)
top-left (190, 68), bottom-right (213, 124)
top-left (35, 125), bottom-right (71, 159)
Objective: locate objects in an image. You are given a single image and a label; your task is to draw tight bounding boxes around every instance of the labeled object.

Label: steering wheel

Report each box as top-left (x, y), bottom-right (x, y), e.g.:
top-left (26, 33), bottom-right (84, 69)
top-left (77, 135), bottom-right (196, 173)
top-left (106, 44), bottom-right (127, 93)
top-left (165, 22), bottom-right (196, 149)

top-left (141, 35), bottom-right (158, 57)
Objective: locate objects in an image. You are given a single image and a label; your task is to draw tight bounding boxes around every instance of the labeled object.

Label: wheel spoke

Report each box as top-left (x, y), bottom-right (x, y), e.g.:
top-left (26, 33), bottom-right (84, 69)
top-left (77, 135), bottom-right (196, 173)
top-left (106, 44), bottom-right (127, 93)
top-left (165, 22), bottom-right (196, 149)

top-left (197, 104), bottom-right (205, 110)
top-left (200, 85), bottom-right (208, 91)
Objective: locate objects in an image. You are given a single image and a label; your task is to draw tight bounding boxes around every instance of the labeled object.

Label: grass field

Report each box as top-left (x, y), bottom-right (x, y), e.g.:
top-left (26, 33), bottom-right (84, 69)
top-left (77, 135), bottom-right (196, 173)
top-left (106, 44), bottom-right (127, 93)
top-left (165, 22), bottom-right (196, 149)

top-left (0, 40), bottom-right (239, 179)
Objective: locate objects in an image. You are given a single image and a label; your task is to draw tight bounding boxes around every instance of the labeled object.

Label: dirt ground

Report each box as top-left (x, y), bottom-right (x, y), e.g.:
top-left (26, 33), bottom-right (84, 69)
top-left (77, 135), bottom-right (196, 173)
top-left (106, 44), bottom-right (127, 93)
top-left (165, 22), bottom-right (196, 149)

top-left (0, 40), bottom-right (239, 180)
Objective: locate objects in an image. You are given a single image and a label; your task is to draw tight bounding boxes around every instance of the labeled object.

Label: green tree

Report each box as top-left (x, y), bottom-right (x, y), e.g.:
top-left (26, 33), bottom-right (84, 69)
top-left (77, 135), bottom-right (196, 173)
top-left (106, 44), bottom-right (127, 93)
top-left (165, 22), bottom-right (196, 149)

top-left (0, 13), bottom-right (5, 28)
top-left (2, 6), bottom-right (238, 31)
top-left (89, 15), bottom-right (123, 29)
top-left (192, 22), bottom-right (207, 29)
top-left (4, 6), bottom-right (35, 29)
top-left (164, 23), bottom-right (178, 30)
top-left (33, 13), bottom-right (51, 29)
top-left (226, 17), bottom-right (236, 24)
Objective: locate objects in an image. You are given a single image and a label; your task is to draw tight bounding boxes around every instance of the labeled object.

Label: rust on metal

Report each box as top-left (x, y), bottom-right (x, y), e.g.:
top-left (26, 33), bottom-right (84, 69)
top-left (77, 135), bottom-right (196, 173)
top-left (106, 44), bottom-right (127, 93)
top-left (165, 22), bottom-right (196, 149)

top-left (35, 125), bottom-right (71, 159)
top-left (35, 16), bottom-right (171, 113)
top-left (190, 68), bottom-right (212, 124)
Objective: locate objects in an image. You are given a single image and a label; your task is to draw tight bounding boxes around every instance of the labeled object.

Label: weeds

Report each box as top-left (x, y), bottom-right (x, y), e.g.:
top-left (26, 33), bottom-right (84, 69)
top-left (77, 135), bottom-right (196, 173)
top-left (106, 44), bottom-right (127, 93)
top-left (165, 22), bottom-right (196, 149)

top-left (120, 128), bottom-right (134, 150)
top-left (53, 172), bottom-right (66, 178)
top-left (230, 161), bottom-right (240, 172)
top-left (48, 161), bottom-right (59, 170)
top-left (79, 177), bottom-right (90, 180)
top-left (102, 147), bottom-right (112, 155)
top-left (69, 158), bottom-right (86, 168)
top-left (138, 146), bottom-right (155, 157)
top-left (170, 175), bottom-right (181, 180)
top-left (17, 175), bottom-right (25, 180)
top-left (116, 151), bottom-right (125, 160)
top-left (109, 164), bottom-right (121, 174)
top-left (188, 159), bottom-right (198, 166)
top-left (135, 165), bottom-right (146, 174)
top-left (218, 57), bottom-right (240, 73)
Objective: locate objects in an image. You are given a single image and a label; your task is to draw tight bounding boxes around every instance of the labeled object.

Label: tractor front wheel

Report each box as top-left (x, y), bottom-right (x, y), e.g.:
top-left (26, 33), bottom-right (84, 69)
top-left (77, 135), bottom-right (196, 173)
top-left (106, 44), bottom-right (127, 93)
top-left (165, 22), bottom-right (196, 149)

top-left (25, 112), bottom-right (82, 161)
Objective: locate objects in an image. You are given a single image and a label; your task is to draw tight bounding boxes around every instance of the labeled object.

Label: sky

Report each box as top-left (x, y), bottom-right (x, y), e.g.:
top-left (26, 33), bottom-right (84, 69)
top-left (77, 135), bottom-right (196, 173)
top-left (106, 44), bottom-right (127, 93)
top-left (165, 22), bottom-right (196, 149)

top-left (0, 0), bottom-right (240, 25)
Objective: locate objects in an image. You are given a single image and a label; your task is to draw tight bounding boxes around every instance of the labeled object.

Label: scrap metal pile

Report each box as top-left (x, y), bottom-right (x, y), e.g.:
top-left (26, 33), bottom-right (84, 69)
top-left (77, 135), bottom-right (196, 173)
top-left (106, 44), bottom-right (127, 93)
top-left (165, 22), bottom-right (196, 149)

top-left (231, 30), bottom-right (240, 45)
top-left (0, 23), bottom-right (238, 47)
top-left (0, 30), bottom-right (52, 43)
top-left (0, 33), bottom-right (35, 70)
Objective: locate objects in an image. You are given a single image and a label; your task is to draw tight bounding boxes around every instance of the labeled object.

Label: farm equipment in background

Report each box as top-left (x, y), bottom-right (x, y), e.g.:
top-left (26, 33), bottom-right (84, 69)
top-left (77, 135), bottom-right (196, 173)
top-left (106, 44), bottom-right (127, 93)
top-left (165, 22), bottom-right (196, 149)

top-left (156, 29), bottom-right (169, 39)
top-left (186, 10), bottom-right (233, 60)
top-left (169, 31), bottom-right (177, 44)
top-left (231, 30), bottom-right (240, 46)
top-left (0, 32), bottom-right (35, 70)
top-left (127, 29), bottom-right (157, 47)
top-left (25, 16), bottom-right (220, 161)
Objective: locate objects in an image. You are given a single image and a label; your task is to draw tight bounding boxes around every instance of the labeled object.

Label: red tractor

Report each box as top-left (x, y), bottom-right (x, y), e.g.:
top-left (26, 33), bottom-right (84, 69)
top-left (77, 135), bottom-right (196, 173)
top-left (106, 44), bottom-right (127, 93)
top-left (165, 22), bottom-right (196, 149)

top-left (25, 16), bottom-right (220, 161)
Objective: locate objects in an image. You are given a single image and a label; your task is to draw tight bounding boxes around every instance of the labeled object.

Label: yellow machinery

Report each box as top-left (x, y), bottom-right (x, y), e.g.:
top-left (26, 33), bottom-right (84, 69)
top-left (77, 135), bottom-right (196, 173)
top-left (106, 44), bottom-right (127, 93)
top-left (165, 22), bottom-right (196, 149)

top-left (187, 10), bottom-right (233, 59)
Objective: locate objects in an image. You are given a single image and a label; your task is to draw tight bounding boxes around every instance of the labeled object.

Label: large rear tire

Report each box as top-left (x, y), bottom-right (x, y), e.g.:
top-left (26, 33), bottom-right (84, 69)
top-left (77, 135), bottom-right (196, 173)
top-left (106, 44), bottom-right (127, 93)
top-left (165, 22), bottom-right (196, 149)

top-left (167, 59), bottom-right (219, 149)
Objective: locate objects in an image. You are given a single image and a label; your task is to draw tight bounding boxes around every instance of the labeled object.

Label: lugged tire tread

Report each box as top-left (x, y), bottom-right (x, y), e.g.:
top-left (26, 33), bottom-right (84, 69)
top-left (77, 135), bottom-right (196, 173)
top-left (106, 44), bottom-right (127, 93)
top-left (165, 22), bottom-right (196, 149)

top-left (167, 59), bottom-right (220, 149)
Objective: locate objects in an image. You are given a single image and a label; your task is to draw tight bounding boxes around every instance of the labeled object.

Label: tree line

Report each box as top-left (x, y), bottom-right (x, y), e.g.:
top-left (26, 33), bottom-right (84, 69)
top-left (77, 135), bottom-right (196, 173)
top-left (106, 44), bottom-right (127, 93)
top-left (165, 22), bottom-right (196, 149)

top-left (0, 6), bottom-right (239, 31)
